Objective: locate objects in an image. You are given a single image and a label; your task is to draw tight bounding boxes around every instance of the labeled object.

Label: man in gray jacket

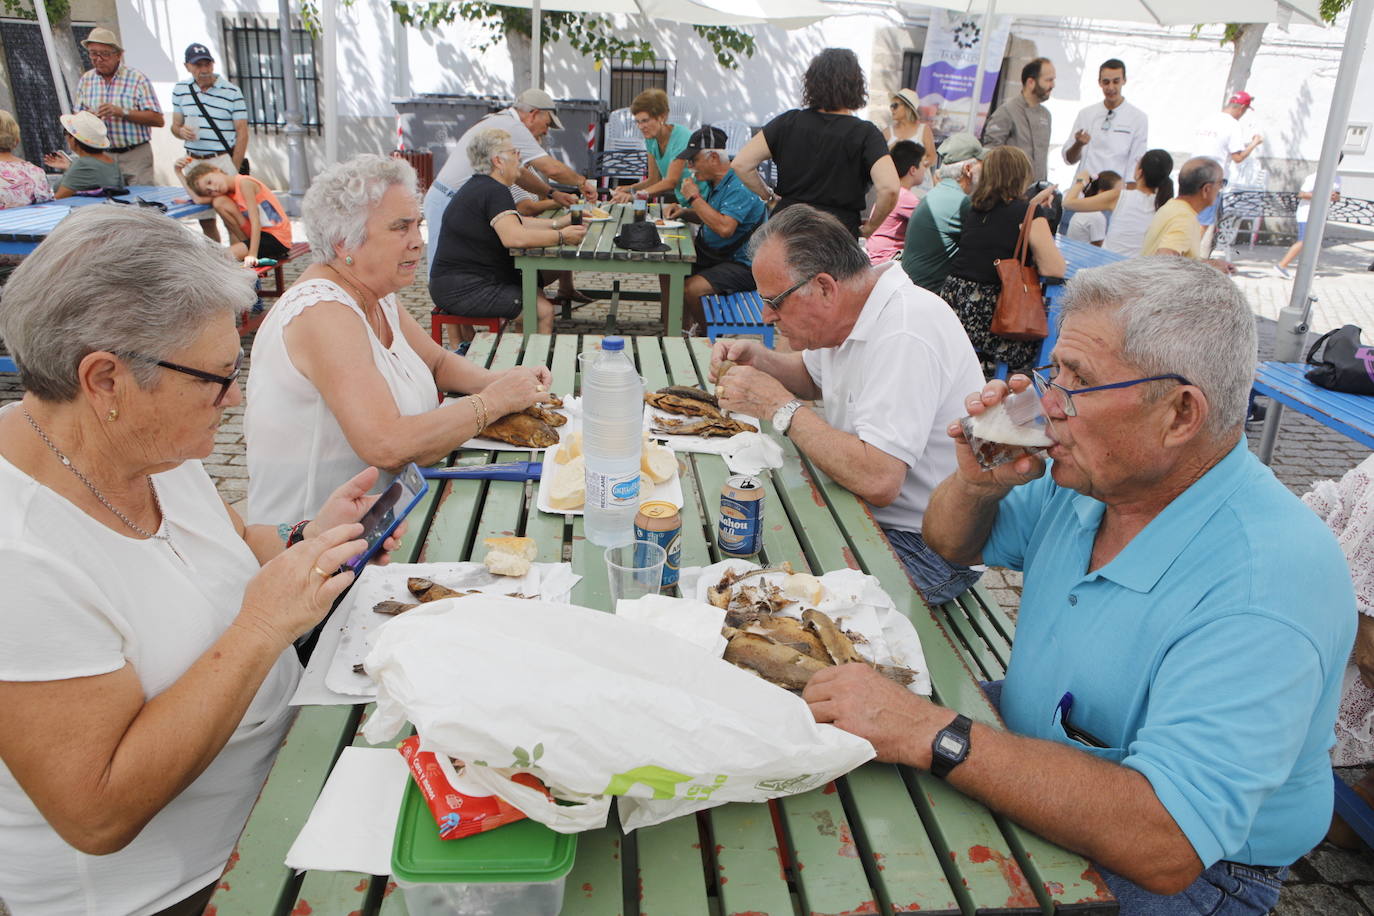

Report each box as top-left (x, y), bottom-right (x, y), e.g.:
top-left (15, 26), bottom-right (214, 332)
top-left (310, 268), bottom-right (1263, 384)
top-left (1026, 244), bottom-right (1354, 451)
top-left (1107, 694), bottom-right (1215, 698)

top-left (981, 58), bottom-right (1055, 182)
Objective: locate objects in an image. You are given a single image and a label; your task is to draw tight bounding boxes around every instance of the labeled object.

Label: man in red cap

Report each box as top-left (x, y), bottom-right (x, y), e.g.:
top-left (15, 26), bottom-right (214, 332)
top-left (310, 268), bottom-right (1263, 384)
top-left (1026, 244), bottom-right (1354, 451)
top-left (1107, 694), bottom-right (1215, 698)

top-left (1191, 92), bottom-right (1263, 248)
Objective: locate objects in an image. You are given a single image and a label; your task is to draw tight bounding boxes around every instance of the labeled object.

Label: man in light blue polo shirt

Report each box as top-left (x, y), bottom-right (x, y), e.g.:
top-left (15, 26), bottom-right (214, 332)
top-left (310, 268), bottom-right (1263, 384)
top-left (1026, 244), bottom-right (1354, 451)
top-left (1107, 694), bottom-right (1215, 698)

top-left (663, 126), bottom-right (765, 333)
top-left (802, 256), bottom-right (1354, 914)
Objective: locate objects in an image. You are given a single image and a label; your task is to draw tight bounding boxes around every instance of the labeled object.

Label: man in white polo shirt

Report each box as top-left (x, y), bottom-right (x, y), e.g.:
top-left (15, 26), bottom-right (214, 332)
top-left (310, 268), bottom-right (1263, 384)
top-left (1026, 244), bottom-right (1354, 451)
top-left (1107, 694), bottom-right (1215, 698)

top-left (709, 204), bottom-right (985, 605)
top-left (1062, 58), bottom-right (1148, 183)
top-left (423, 88), bottom-right (593, 275)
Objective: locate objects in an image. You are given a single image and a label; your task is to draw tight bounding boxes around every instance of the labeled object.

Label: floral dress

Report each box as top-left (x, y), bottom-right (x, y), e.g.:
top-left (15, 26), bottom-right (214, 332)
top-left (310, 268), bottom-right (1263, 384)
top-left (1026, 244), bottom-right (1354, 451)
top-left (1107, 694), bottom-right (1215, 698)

top-left (0, 158), bottom-right (53, 209)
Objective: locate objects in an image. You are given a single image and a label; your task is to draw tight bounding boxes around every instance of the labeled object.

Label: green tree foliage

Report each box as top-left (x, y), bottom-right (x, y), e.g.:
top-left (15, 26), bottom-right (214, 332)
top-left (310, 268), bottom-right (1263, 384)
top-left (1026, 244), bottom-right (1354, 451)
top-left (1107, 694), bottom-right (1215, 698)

top-left (1, 0), bottom-right (72, 23)
top-left (302, 0), bottom-right (757, 69)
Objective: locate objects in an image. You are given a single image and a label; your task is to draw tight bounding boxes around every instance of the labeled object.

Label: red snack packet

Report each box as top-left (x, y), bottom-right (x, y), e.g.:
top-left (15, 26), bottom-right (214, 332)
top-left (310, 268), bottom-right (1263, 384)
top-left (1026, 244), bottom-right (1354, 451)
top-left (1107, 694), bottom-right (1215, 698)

top-left (398, 735), bottom-right (547, 840)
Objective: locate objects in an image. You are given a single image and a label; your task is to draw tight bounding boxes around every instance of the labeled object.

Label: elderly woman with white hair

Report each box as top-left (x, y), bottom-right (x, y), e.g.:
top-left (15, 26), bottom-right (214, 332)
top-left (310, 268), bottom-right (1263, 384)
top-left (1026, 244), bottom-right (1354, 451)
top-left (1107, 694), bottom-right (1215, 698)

top-left (245, 153), bottom-right (554, 525)
top-left (0, 206), bottom-right (401, 915)
top-left (429, 128), bottom-right (588, 335)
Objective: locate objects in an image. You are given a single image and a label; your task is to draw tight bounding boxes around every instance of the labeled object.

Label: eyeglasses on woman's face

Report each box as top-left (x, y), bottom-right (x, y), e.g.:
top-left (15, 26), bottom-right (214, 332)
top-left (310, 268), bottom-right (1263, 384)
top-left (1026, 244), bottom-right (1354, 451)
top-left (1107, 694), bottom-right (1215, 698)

top-left (125, 349), bottom-right (244, 406)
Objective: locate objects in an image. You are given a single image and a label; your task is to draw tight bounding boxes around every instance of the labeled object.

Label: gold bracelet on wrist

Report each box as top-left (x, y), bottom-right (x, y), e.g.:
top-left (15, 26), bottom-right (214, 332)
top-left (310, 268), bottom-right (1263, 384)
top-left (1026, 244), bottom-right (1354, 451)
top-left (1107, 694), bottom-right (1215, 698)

top-left (469, 393), bottom-right (488, 431)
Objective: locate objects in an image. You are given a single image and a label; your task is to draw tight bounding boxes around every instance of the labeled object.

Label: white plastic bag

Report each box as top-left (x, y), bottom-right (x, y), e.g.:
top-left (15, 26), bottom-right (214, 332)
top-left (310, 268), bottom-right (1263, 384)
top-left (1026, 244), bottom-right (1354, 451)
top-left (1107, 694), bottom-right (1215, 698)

top-left (362, 596), bottom-right (875, 833)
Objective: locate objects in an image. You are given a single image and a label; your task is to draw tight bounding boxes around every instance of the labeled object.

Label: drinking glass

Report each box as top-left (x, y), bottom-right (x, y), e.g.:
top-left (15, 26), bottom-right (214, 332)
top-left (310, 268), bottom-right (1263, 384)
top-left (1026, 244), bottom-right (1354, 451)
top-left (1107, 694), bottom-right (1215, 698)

top-left (605, 541), bottom-right (666, 604)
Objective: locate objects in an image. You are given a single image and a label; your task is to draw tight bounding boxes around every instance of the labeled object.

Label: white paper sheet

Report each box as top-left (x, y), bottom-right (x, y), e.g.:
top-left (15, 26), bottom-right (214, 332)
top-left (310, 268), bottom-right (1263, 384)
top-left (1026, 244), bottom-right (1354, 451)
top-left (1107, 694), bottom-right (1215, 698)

top-left (285, 746), bottom-right (411, 876)
top-left (318, 561), bottom-right (580, 701)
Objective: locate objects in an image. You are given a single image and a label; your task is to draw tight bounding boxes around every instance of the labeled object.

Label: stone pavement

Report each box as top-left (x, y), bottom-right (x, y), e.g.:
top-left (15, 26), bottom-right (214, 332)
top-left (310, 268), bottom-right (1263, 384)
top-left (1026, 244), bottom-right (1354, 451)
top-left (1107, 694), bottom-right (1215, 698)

top-left (0, 221), bottom-right (1372, 914)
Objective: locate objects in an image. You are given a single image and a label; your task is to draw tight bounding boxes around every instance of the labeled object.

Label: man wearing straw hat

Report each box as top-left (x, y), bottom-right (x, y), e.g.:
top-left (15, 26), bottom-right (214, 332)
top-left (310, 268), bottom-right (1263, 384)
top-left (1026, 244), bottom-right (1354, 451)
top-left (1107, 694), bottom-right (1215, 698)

top-left (73, 27), bottom-right (163, 186)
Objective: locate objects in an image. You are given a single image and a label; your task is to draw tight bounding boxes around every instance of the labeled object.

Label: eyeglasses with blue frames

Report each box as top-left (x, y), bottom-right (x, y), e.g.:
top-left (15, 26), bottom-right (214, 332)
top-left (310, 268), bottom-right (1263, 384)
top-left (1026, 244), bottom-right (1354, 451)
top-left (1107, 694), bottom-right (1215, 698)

top-left (759, 274), bottom-right (816, 313)
top-left (1030, 364), bottom-right (1192, 418)
top-left (125, 349), bottom-right (244, 406)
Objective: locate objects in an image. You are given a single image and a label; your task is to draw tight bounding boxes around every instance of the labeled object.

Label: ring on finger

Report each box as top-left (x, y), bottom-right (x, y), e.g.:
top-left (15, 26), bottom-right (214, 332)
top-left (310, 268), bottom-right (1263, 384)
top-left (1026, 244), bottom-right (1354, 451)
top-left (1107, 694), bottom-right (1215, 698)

top-left (312, 566), bottom-right (329, 579)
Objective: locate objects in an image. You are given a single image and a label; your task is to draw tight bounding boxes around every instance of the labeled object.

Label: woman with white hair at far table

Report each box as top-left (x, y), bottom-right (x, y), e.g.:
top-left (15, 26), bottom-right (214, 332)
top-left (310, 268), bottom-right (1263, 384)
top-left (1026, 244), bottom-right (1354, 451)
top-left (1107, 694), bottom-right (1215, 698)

top-left (0, 206), bottom-right (403, 916)
top-left (245, 153), bottom-right (555, 526)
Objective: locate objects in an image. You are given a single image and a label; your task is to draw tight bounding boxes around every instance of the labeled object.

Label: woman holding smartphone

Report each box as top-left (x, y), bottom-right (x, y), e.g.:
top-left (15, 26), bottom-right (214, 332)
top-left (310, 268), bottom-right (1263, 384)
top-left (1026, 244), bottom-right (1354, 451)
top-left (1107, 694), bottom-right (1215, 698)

top-left (245, 153), bottom-right (556, 526)
top-left (0, 206), bottom-right (403, 916)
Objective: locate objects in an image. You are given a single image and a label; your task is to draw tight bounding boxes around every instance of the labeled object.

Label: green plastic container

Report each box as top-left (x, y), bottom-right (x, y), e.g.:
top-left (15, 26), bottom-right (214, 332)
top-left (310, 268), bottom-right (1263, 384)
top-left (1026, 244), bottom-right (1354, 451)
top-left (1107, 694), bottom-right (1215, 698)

top-left (391, 779), bottom-right (578, 916)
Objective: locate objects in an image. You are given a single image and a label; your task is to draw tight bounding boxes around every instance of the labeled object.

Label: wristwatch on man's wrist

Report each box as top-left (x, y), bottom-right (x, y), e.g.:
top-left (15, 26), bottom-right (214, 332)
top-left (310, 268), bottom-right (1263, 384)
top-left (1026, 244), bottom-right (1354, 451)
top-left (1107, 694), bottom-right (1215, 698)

top-left (930, 713), bottom-right (972, 779)
top-left (772, 399), bottom-right (804, 437)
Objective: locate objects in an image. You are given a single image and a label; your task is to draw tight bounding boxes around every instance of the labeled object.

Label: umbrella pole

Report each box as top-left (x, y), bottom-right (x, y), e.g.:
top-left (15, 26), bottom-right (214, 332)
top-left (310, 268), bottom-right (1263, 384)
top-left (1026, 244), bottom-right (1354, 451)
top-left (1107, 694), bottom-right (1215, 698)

top-left (531, 0), bottom-right (542, 90)
top-left (966, 0), bottom-right (997, 134)
top-left (34, 0), bottom-right (69, 116)
top-left (279, 0), bottom-right (308, 215)
top-left (1258, 0), bottom-right (1371, 463)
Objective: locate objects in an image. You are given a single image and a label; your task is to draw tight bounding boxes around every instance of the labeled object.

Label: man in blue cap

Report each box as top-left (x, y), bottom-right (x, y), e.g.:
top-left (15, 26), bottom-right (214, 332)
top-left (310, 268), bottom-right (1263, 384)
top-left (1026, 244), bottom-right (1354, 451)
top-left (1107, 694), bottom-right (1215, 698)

top-left (171, 42), bottom-right (248, 241)
top-left (662, 125), bottom-right (766, 333)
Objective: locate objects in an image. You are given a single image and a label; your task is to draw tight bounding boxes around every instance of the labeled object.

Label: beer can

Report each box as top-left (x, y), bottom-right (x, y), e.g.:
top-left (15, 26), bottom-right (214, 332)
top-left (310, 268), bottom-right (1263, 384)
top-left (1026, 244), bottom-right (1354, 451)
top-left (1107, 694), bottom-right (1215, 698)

top-left (634, 500), bottom-right (682, 588)
top-left (718, 475), bottom-right (765, 557)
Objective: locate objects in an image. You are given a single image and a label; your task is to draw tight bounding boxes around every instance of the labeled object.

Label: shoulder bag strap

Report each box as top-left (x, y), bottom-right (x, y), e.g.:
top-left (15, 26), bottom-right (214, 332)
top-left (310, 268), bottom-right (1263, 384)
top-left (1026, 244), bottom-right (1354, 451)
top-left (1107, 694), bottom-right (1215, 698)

top-left (188, 82), bottom-right (235, 159)
top-left (1013, 200), bottom-right (1036, 266)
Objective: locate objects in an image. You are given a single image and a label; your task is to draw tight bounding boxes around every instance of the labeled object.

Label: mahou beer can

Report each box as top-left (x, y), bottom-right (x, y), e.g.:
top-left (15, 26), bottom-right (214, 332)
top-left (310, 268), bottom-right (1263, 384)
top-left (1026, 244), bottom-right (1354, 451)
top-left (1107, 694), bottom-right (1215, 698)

top-left (718, 475), bottom-right (765, 557)
top-left (634, 500), bottom-right (682, 588)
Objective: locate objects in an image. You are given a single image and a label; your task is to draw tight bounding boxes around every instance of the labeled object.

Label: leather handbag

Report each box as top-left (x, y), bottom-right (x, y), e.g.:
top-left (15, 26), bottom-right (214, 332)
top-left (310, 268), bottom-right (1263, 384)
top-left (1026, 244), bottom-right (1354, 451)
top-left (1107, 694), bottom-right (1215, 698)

top-left (1305, 324), bottom-right (1374, 395)
top-left (989, 202), bottom-right (1048, 342)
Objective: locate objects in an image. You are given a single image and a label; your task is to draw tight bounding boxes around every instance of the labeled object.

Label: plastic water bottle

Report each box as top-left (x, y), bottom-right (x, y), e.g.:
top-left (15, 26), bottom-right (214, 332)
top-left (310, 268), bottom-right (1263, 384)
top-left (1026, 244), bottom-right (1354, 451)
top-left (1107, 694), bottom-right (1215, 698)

top-left (580, 338), bottom-right (644, 546)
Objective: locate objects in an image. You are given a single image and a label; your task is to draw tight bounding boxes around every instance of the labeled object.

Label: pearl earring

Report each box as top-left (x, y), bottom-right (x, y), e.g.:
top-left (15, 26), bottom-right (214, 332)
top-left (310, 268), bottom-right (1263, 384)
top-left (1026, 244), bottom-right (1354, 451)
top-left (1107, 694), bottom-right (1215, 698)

top-left (106, 408), bottom-right (119, 421)
top-left (344, 256), bottom-right (354, 266)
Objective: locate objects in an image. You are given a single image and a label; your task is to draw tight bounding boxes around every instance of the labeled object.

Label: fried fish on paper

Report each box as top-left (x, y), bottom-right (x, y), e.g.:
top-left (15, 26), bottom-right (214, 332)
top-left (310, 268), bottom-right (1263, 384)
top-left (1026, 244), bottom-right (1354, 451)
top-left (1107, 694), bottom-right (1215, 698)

top-left (651, 415), bottom-right (758, 438)
top-left (722, 627), bottom-right (829, 689)
top-left (480, 411), bottom-right (559, 448)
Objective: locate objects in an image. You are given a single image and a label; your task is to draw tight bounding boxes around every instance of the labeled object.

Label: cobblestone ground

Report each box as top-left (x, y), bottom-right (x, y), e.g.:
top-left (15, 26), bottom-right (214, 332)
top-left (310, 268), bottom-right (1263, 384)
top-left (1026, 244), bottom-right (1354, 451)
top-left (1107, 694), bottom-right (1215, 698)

top-left (0, 222), bottom-right (1372, 915)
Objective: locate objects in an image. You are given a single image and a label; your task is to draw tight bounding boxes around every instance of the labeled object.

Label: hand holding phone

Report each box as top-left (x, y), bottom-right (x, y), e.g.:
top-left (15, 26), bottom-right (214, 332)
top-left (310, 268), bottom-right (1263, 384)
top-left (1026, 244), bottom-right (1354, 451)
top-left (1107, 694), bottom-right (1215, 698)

top-left (342, 463), bottom-right (428, 575)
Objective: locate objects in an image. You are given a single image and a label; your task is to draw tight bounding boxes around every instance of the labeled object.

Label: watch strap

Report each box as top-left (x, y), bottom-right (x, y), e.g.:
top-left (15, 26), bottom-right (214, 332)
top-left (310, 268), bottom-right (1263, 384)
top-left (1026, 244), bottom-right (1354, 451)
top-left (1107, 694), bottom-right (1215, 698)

top-left (930, 713), bottom-right (972, 779)
top-left (774, 399), bottom-right (804, 436)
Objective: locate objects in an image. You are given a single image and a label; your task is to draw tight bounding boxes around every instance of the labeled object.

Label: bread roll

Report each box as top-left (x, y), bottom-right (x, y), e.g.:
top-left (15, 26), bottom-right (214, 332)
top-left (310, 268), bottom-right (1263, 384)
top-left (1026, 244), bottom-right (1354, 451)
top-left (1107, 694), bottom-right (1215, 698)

top-left (483, 536), bottom-right (537, 577)
top-left (549, 455), bottom-right (585, 510)
top-left (555, 431), bottom-right (583, 465)
top-left (641, 442), bottom-right (676, 484)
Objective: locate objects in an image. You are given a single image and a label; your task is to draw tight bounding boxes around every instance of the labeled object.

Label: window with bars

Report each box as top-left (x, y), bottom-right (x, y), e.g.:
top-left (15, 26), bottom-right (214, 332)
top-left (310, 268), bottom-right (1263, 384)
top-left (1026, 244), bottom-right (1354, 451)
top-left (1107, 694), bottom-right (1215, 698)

top-left (603, 58), bottom-right (674, 111)
top-left (221, 16), bottom-right (320, 132)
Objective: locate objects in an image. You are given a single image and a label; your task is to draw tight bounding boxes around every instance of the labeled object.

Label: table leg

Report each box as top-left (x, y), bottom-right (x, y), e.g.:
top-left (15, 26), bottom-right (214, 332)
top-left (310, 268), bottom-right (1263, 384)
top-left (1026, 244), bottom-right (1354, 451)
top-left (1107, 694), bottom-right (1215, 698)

top-left (665, 270), bottom-right (684, 336)
top-left (521, 264), bottom-right (539, 339)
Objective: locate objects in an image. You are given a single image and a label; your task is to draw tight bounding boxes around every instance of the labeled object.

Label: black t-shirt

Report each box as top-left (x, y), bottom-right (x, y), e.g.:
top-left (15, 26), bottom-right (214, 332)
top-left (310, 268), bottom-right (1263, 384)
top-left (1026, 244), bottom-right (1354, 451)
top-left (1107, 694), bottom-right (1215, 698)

top-left (762, 109), bottom-right (890, 236)
top-left (431, 174), bottom-right (520, 286)
top-left (948, 198), bottom-right (1049, 286)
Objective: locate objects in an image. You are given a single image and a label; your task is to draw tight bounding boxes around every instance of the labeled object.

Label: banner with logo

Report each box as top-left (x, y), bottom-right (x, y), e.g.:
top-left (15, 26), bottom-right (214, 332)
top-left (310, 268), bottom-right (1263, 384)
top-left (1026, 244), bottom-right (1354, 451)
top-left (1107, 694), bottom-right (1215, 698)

top-left (915, 10), bottom-right (1011, 141)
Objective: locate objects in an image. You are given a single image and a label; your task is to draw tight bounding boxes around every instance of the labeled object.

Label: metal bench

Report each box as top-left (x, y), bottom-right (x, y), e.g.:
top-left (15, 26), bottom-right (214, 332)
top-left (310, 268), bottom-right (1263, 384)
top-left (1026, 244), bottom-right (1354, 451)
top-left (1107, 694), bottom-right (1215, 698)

top-left (1253, 361), bottom-right (1374, 464)
top-left (702, 289), bottom-right (774, 347)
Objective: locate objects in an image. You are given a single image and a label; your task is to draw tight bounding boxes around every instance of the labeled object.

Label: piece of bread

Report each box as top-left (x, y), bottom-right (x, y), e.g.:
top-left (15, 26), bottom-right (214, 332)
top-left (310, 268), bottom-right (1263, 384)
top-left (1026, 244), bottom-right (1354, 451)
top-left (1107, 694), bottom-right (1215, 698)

top-left (641, 442), bottom-right (676, 484)
top-left (483, 536), bottom-right (537, 577)
top-left (555, 431), bottom-right (583, 465)
top-left (548, 455), bottom-right (586, 510)
top-left (782, 573), bottom-right (825, 606)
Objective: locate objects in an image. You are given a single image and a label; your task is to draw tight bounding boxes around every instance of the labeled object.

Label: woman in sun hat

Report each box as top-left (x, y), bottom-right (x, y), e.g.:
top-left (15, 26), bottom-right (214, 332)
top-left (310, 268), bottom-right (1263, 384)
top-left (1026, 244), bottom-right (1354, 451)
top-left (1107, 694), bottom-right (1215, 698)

top-left (884, 88), bottom-right (936, 172)
top-left (42, 110), bottom-right (123, 198)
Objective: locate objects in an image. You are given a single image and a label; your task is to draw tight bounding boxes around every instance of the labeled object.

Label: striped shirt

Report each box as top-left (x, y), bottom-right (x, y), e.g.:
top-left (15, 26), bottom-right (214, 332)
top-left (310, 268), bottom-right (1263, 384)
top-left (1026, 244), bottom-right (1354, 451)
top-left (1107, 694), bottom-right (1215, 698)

top-left (73, 65), bottom-right (161, 150)
top-left (171, 77), bottom-right (247, 158)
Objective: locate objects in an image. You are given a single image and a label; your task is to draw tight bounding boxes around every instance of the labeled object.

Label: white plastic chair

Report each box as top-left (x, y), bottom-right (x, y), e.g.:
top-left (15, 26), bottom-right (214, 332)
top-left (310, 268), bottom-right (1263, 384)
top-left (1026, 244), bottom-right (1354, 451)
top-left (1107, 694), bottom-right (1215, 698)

top-left (669, 96), bottom-right (701, 130)
top-left (605, 108), bottom-right (640, 150)
top-left (715, 119), bottom-right (753, 158)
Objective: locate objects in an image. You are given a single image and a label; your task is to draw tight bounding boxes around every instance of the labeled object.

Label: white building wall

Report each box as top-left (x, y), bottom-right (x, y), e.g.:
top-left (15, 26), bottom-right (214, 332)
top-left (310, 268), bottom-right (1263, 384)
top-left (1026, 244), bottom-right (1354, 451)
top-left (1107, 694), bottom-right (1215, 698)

top-left (111, 0), bottom-right (1358, 198)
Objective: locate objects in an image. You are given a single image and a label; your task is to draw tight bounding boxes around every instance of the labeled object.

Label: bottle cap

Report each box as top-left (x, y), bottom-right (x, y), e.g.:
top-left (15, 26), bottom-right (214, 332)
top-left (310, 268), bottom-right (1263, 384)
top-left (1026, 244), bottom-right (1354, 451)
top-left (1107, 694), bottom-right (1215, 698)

top-left (603, 337), bottom-right (624, 351)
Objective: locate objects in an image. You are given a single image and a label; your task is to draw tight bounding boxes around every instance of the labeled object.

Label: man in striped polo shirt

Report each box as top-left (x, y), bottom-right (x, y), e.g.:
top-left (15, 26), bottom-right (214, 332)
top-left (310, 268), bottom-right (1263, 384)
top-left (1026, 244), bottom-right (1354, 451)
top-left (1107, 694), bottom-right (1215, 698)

top-left (172, 43), bottom-right (248, 240)
top-left (73, 28), bottom-right (163, 186)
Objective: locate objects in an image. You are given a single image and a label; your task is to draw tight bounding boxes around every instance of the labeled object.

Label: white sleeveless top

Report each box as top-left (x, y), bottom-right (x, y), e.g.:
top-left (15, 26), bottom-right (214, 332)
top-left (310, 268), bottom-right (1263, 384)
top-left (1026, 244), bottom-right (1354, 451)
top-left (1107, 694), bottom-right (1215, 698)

top-left (0, 445), bottom-right (300, 915)
top-left (1102, 187), bottom-right (1160, 257)
top-left (245, 278), bottom-right (439, 525)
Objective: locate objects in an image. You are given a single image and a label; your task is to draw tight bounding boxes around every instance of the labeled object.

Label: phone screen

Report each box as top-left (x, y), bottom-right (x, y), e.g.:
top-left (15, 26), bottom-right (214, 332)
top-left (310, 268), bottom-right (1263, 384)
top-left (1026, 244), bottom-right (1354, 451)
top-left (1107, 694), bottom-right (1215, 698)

top-left (344, 463), bottom-right (428, 575)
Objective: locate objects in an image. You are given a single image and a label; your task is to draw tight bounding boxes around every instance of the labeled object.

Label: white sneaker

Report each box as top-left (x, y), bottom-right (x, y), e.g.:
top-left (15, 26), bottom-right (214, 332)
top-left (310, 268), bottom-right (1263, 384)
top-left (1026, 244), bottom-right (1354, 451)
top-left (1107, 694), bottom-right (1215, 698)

top-left (1273, 264), bottom-right (1291, 278)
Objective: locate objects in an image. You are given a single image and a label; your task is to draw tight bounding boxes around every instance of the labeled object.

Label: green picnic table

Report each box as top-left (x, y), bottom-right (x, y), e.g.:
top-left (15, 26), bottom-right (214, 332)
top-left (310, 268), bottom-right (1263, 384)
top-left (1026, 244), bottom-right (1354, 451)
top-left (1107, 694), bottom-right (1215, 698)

top-left (511, 204), bottom-right (696, 338)
top-left (206, 332), bottom-right (1117, 916)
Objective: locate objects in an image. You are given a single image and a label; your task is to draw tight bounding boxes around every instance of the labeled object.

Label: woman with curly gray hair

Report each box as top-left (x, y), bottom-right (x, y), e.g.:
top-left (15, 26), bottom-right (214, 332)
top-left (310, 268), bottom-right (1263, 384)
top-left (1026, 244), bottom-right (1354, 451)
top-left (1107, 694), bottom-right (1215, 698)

top-left (245, 153), bottom-right (553, 525)
top-left (0, 205), bottom-right (394, 915)
top-left (733, 48), bottom-right (899, 238)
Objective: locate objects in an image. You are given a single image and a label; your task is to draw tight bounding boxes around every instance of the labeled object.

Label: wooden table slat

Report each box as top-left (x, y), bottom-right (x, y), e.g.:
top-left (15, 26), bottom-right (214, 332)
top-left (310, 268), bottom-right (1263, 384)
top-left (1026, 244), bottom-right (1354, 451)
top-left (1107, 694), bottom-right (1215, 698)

top-left (777, 784), bottom-right (881, 916)
top-left (560, 823), bottom-right (627, 916)
top-left (709, 802), bottom-right (798, 916)
top-left (637, 812), bottom-right (712, 915)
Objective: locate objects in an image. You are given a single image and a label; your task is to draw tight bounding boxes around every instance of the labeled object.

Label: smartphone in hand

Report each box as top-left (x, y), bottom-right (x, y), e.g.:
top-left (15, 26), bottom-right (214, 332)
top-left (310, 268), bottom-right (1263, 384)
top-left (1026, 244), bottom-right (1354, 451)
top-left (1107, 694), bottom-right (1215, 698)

top-left (342, 463), bottom-right (428, 575)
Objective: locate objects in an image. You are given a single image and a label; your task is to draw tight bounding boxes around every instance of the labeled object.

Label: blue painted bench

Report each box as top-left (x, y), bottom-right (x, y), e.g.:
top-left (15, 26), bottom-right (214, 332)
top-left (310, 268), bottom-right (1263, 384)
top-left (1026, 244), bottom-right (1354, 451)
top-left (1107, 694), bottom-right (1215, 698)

top-left (1252, 361), bottom-right (1374, 463)
top-left (702, 290), bottom-right (774, 348)
top-left (0, 357), bottom-right (15, 374)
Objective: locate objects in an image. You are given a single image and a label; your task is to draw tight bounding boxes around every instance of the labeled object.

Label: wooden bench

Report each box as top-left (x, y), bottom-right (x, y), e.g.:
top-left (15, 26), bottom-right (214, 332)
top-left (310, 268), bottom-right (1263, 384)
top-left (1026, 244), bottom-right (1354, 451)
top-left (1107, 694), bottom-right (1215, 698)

top-left (1252, 361), bottom-right (1374, 464)
top-left (430, 309), bottom-right (503, 347)
top-left (702, 290), bottom-right (775, 348)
